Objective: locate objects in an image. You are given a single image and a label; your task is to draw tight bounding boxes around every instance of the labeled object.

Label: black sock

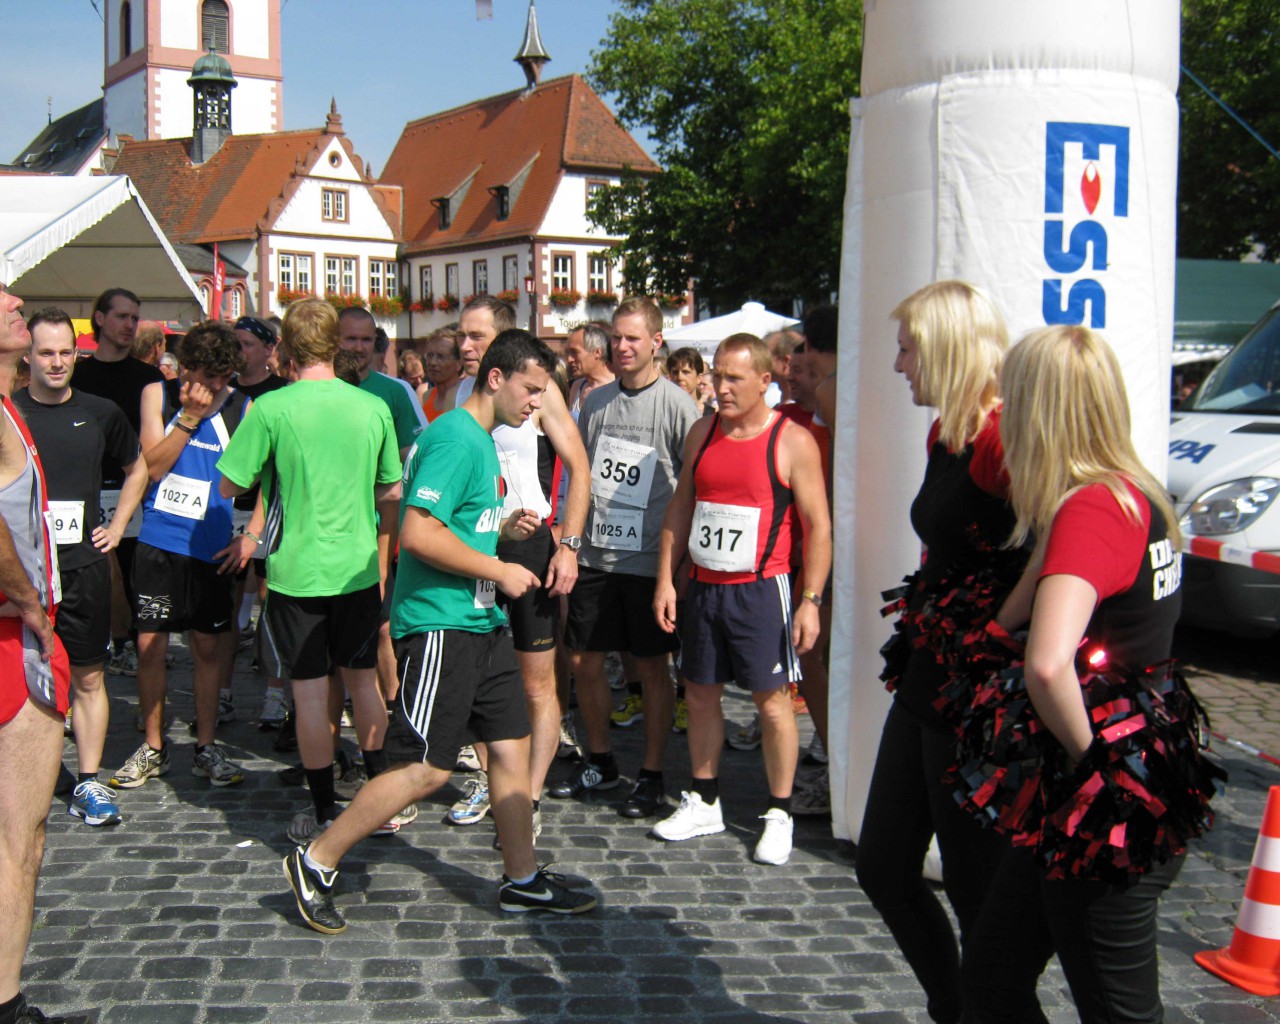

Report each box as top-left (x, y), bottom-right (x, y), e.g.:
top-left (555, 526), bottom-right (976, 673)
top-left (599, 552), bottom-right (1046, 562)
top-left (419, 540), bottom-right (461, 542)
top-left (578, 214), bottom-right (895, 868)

top-left (588, 750), bottom-right (617, 772)
top-left (768, 794), bottom-right (792, 816)
top-left (77, 772), bottom-right (97, 785)
top-left (676, 683), bottom-right (686, 699)
top-left (194, 744), bottom-right (208, 755)
top-left (532, 799), bottom-right (540, 812)
top-left (307, 764), bottom-right (337, 814)
top-left (0, 992), bottom-right (20, 1024)
top-left (362, 748), bottom-right (388, 778)
top-left (638, 768), bottom-right (663, 783)
top-left (627, 680), bottom-right (642, 697)
top-left (692, 777), bottom-right (719, 805)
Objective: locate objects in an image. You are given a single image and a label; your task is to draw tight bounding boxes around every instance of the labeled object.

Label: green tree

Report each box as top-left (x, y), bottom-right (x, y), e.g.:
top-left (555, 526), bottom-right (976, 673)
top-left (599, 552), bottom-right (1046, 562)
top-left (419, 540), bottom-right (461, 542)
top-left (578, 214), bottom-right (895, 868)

top-left (1179, 1), bottom-right (1280, 259)
top-left (588, 0), bottom-right (863, 312)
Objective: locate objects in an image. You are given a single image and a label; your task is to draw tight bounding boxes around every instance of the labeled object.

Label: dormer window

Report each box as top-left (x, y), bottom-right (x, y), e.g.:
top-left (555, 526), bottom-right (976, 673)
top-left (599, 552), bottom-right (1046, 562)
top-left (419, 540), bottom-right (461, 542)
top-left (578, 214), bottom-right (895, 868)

top-left (489, 185), bottom-right (510, 221)
top-left (432, 197), bottom-right (452, 229)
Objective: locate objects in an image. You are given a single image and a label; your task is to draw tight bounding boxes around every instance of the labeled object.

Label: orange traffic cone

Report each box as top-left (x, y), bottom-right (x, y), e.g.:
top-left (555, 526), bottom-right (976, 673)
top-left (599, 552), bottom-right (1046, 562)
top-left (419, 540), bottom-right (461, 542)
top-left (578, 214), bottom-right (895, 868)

top-left (1196, 784), bottom-right (1280, 996)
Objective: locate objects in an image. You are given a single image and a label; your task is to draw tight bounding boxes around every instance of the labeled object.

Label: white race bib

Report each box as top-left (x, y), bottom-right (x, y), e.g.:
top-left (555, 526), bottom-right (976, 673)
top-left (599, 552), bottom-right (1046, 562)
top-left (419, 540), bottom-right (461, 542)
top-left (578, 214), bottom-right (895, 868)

top-left (47, 500), bottom-right (84, 546)
top-left (99, 489), bottom-right (142, 539)
top-left (232, 508), bottom-right (253, 536)
top-left (591, 434), bottom-right (658, 509)
top-left (475, 578), bottom-right (497, 610)
top-left (496, 448), bottom-right (523, 518)
top-left (689, 501), bottom-right (760, 573)
top-left (154, 473), bottom-right (211, 521)
top-left (41, 512), bottom-right (62, 605)
top-left (591, 506), bottom-right (644, 552)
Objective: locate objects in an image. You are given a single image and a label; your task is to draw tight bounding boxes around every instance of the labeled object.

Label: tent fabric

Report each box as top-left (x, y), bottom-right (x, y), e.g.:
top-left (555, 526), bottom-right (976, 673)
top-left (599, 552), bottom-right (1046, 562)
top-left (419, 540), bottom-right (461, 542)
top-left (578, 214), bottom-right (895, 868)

top-left (662, 302), bottom-right (800, 360)
top-left (0, 175), bottom-right (203, 320)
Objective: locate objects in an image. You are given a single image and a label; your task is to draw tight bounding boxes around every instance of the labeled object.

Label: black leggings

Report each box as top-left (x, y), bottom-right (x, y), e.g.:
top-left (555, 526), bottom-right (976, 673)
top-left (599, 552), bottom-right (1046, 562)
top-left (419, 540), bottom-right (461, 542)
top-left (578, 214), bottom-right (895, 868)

top-left (961, 845), bottom-right (1184, 1023)
top-left (855, 700), bottom-right (1007, 1024)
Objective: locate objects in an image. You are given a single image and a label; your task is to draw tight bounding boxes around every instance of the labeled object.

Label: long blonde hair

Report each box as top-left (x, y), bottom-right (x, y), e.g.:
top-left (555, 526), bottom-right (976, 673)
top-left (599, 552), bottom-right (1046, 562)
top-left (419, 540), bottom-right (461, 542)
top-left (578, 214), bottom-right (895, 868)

top-left (1000, 325), bottom-right (1181, 548)
top-left (891, 280), bottom-right (1008, 451)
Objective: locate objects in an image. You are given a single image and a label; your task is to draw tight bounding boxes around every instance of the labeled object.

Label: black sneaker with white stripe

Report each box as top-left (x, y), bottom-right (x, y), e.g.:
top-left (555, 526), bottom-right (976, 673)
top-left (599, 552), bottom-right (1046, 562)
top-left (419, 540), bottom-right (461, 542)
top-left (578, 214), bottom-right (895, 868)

top-left (283, 847), bottom-right (346, 934)
top-left (499, 867), bottom-right (597, 914)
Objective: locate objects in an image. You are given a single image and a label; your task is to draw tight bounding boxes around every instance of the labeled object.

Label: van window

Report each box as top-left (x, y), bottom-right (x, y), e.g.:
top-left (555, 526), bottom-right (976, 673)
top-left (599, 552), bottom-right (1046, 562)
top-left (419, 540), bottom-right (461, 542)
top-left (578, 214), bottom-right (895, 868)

top-left (1188, 306), bottom-right (1280, 414)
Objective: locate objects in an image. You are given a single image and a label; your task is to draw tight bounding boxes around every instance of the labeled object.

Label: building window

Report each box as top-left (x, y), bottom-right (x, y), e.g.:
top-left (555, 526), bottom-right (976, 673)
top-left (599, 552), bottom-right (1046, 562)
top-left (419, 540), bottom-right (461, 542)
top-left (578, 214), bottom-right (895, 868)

top-left (201, 0), bottom-right (229, 53)
top-left (342, 258), bottom-right (357, 295)
top-left (503, 255), bottom-right (519, 293)
top-left (588, 254), bottom-right (610, 294)
top-left (370, 259), bottom-right (397, 298)
top-left (445, 263), bottom-right (459, 300)
top-left (586, 180), bottom-right (609, 208)
top-left (491, 185), bottom-right (510, 221)
top-left (473, 260), bottom-right (489, 296)
top-left (201, 283), bottom-right (213, 313)
top-left (552, 254), bottom-right (574, 292)
top-left (321, 188), bottom-right (348, 223)
top-left (278, 253), bottom-right (293, 293)
top-left (229, 287), bottom-right (243, 318)
top-left (120, 1), bottom-right (132, 59)
top-left (369, 260), bottom-right (383, 297)
top-left (419, 265), bottom-right (433, 302)
top-left (435, 197), bottom-right (451, 229)
top-left (325, 257), bottom-right (340, 295)
top-left (296, 255), bottom-right (313, 295)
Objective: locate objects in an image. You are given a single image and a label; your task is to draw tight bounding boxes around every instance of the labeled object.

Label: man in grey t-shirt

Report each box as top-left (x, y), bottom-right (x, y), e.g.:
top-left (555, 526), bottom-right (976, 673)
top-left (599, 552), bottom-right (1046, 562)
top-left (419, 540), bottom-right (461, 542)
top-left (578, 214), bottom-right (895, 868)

top-left (551, 298), bottom-right (697, 820)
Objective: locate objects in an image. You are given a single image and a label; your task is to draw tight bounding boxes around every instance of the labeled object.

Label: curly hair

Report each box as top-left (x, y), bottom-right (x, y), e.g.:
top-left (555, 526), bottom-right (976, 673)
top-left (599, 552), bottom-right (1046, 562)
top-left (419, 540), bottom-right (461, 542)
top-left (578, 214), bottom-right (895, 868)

top-left (178, 320), bottom-right (246, 379)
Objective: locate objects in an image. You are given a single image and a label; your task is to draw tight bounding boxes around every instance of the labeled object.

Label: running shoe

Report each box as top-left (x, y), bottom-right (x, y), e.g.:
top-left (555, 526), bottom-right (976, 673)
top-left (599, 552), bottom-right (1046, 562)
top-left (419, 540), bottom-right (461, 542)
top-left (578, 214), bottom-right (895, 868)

top-left (499, 867), bottom-right (597, 914)
top-left (68, 779), bottom-right (123, 827)
top-left (726, 715), bottom-right (762, 751)
top-left (556, 713), bottom-right (581, 760)
top-left (217, 690), bottom-right (235, 725)
top-left (259, 689), bottom-right (288, 731)
top-left (754, 808), bottom-right (794, 865)
top-left (283, 847), bottom-right (346, 934)
top-left (671, 698), bottom-right (689, 734)
top-left (333, 757), bottom-right (368, 801)
top-left (455, 744), bottom-right (482, 773)
top-left (547, 760), bottom-right (620, 799)
top-left (191, 744), bottom-right (245, 786)
top-left (651, 791), bottom-right (725, 842)
top-left (803, 733), bottom-right (829, 765)
top-left (273, 712), bottom-right (298, 753)
top-left (610, 694), bottom-right (644, 727)
top-left (11, 993), bottom-right (69, 1023)
top-left (391, 803), bottom-right (418, 827)
top-left (108, 641), bottom-right (138, 677)
top-left (287, 810), bottom-right (330, 846)
top-left (620, 776), bottom-right (665, 819)
top-left (605, 651), bottom-right (627, 691)
top-left (62, 705), bottom-right (73, 737)
top-left (792, 772), bottom-right (831, 818)
top-left (238, 626), bottom-right (257, 650)
top-left (447, 772), bottom-right (491, 825)
top-left (109, 742), bottom-right (170, 789)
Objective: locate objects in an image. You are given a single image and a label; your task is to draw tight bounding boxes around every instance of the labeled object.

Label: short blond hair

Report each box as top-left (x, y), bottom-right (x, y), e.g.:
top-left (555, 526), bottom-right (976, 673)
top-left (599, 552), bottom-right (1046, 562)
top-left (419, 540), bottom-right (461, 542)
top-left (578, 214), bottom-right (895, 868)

top-left (891, 280), bottom-right (1008, 451)
top-left (614, 297), bottom-right (663, 337)
top-left (1000, 324), bottom-right (1180, 548)
top-left (715, 333), bottom-right (771, 375)
top-left (280, 299), bottom-right (339, 369)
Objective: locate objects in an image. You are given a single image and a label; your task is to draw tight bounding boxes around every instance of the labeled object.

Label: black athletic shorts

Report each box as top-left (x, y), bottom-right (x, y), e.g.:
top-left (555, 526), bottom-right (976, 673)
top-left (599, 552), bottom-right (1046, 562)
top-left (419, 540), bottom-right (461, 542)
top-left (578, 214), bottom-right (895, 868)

top-left (132, 542), bottom-right (234, 634)
top-left (55, 559), bottom-right (112, 666)
top-left (379, 561), bottom-right (396, 624)
top-left (259, 584), bottom-right (381, 680)
top-left (234, 556), bottom-right (268, 584)
top-left (384, 628), bottom-right (530, 771)
top-left (564, 565), bottom-right (678, 658)
top-left (680, 575), bottom-right (801, 692)
top-left (497, 524), bottom-right (557, 653)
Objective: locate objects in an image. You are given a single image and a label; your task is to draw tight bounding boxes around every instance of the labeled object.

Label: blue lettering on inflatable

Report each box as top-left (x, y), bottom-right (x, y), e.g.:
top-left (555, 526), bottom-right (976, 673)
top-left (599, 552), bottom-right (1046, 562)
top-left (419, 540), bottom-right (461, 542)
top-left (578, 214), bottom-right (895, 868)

top-left (1168, 440), bottom-right (1216, 464)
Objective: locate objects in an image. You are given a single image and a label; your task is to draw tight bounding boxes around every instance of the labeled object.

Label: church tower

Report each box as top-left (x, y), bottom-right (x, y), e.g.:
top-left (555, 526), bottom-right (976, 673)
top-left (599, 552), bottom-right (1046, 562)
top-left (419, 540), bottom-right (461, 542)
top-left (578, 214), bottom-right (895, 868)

top-left (103, 0), bottom-right (281, 142)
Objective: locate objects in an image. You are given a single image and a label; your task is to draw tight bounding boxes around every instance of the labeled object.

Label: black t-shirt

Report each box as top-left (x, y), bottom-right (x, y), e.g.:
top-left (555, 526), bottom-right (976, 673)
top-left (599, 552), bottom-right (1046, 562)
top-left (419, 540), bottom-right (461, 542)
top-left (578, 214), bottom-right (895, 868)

top-left (71, 356), bottom-right (163, 485)
top-left (233, 373), bottom-right (288, 402)
top-left (12, 388), bottom-right (140, 571)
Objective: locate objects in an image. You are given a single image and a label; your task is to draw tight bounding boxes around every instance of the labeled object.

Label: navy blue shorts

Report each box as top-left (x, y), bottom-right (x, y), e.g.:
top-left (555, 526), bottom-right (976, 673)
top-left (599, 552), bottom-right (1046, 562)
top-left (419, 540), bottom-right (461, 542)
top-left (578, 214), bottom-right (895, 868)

top-left (679, 575), bottom-right (801, 692)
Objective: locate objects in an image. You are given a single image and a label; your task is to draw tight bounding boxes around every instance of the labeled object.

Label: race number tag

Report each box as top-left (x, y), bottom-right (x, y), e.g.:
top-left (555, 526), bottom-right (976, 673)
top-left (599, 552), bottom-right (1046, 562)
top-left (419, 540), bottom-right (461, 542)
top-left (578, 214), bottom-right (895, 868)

top-left (475, 578), bottom-right (497, 610)
top-left (232, 508), bottom-right (253, 537)
top-left (591, 435), bottom-right (657, 508)
top-left (591, 506), bottom-right (643, 552)
top-left (99, 489), bottom-right (142, 539)
top-left (47, 500), bottom-right (84, 546)
top-left (689, 501), bottom-right (760, 573)
top-left (154, 473), bottom-right (211, 521)
top-left (41, 512), bottom-right (63, 605)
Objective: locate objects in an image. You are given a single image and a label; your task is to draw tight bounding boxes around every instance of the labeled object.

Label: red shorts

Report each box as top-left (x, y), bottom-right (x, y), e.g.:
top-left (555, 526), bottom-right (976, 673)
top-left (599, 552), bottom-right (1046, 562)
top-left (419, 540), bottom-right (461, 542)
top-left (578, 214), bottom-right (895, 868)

top-left (0, 615), bottom-right (71, 726)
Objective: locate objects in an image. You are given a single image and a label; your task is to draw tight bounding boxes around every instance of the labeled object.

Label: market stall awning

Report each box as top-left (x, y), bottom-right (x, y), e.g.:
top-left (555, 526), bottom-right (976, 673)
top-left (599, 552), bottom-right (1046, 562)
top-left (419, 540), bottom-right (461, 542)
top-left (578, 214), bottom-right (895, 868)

top-left (663, 302), bottom-right (800, 361)
top-left (0, 175), bottom-right (203, 321)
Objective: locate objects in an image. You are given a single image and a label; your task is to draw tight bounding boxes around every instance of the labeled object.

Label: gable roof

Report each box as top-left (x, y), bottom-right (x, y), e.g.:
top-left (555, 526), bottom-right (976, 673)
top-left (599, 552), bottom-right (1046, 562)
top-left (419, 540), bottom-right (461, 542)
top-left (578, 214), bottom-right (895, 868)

top-left (6, 99), bottom-right (107, 176)
top-left (110, 127), bottom-right (400, 244)
top-left (382, 74), bottom-right (658, 255)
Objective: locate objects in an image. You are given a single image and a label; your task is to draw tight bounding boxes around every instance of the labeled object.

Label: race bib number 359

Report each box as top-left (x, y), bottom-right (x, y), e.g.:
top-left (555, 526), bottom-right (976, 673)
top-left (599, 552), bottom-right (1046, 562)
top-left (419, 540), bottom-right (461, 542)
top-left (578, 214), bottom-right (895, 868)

top-left (689, 501), bottom-right (760, 574)
top-left (591, 435), bottom-right (658, 508)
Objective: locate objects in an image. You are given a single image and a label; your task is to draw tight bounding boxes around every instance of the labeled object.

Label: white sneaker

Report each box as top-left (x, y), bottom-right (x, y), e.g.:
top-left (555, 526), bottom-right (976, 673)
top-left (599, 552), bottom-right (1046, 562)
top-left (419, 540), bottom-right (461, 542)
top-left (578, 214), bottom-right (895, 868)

top-left (651, 791), bottom-right (725, 842)
top-left (726, 715), bottom-right (762, 751)
top-left (455, 744), bottom-right (482, 773)
top-left (259, 688), bottom-right (289, 731)
top-left (754, 808), bottom-right (794, 865)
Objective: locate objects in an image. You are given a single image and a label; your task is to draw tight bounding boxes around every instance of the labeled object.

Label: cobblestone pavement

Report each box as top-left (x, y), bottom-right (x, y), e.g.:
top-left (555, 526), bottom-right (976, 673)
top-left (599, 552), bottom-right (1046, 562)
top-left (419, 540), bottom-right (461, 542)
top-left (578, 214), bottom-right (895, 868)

top-left (21, 631), bottom-right (1280, 1023)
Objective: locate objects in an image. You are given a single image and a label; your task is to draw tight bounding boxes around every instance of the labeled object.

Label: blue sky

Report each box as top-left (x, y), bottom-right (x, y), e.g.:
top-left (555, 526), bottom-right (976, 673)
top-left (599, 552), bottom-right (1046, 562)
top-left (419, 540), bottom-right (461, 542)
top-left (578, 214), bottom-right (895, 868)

top-left (2, 0), bottom-right (648, 174)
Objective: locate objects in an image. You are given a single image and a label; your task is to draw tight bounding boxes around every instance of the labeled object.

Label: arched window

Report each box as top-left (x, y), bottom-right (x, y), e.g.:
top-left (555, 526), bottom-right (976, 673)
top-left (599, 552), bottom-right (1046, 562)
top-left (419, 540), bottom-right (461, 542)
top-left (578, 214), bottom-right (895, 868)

top-left (201, 0), bottom-right (229, 53)
top-left (120, 1), bottom-right (132, 59)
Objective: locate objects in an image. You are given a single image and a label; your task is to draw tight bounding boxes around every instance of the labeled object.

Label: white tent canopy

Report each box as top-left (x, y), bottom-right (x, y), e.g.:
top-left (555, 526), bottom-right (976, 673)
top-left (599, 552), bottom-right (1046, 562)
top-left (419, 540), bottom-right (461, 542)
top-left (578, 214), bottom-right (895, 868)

top-left (663, 301), bottom-right (800, 360)
top-left (0, 175), bottom-right (203, 321)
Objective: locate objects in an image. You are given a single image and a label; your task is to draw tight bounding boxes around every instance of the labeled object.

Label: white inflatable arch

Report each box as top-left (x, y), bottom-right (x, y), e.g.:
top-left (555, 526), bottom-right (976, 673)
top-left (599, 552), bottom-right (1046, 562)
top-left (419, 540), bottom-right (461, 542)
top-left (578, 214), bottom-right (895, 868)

top-left (830, 0), bottom-right (1181, 856)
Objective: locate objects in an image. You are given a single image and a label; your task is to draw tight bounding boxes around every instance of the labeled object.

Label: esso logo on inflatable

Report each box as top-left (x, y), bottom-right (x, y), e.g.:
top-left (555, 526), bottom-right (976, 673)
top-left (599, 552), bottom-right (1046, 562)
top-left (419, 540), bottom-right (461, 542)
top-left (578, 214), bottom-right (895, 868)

top-left (1042, 122), bottom-right (1131, 330)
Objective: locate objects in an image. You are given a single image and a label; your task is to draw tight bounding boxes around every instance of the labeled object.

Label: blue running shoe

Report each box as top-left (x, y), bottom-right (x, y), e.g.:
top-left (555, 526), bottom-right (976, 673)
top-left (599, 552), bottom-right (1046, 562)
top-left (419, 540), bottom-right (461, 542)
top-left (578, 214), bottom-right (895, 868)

top-left (69, 779), bottom-right (122, 827)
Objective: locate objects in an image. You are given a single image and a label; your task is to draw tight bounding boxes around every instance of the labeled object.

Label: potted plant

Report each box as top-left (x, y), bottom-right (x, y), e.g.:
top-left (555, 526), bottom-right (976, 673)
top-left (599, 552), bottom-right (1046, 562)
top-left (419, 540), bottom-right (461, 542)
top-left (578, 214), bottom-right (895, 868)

top-left (549, 288), bottom-right (582, 308)
top-left (436, 294), bottom-right (459, 312)
top-left (369, 294), bottom-right (404, 318)
top-left (586, 289), bottom-right (617, 308)
top-left (496, 288), bottom-right (519, 304)
top-left (276, 287), bottom-right (312, 306)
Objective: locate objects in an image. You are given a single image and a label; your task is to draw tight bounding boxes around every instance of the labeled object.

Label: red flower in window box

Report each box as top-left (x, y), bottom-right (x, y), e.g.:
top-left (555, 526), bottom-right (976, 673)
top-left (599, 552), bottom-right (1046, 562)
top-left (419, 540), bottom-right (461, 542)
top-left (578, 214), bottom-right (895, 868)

top-left (436, 294), bottom-right (459, 312)
top-left (369, 295), bottom-right (404, 318)
top-left (276, 287), bottom-right (313, 306)
top-left (496, 289), bottom-right (519, 304)
top-left (586, 290), bottom-right (617, 308)
top-left (549, 288), bottom-right (582, 308)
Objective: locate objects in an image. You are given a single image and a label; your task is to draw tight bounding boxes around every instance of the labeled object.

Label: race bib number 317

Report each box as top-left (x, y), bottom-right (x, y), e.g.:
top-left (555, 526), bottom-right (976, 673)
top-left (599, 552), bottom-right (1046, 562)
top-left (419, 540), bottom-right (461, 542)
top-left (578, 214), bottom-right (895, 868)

top-left (689, 501), bottom-right (760, 574)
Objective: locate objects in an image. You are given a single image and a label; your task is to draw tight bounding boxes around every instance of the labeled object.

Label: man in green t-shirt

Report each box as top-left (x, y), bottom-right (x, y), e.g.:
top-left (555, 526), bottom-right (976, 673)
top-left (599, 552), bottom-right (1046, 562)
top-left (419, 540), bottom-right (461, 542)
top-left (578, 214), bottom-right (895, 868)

top-left (283, 330), bottom-right (598, 934)
top-left (217, 299), bottom-right (402, 841)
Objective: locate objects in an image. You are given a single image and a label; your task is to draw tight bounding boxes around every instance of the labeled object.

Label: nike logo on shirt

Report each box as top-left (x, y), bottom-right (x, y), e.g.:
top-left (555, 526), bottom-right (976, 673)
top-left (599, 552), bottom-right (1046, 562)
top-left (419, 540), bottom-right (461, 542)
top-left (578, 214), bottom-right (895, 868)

top-left (73, 421), bottom-right (87, 427)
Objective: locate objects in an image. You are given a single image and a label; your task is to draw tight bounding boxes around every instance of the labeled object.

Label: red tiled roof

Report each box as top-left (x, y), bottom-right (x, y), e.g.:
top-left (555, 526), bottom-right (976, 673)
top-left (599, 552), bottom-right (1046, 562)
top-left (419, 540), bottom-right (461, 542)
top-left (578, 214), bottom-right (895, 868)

top-left (111, 128), bottom-right (399, 243)
top-left (382, 74), bottom-right (658, 255)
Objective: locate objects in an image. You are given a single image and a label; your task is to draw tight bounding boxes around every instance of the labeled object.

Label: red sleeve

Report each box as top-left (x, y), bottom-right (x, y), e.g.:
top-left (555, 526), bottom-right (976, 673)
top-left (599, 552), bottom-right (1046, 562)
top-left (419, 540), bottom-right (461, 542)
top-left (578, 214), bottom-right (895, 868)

top-left (968, 409), bottom-right (1011, 499)
top-left (1040, 482), bottom-right (1149, 601)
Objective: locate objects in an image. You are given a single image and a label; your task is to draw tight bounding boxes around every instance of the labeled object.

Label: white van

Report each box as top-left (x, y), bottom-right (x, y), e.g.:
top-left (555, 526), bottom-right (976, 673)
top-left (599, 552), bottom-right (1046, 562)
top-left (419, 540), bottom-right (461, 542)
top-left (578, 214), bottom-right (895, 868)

top-left (1168, 300), bottom-right (1280, 636)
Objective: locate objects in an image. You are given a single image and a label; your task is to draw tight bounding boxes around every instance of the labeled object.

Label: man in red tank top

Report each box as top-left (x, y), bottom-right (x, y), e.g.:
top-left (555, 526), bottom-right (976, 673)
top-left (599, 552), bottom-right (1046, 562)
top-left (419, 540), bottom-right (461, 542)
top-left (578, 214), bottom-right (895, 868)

top-left (653, 334), bottom-right (831, 865)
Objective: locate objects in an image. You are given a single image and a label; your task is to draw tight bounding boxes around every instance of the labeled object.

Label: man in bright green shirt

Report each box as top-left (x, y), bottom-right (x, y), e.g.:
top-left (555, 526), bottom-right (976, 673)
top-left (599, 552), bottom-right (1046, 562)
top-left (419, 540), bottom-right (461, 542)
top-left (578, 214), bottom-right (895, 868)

top-left (281, 330), bottom-right (598, 934)
top-left (218, 299), bottom-right (401, 840)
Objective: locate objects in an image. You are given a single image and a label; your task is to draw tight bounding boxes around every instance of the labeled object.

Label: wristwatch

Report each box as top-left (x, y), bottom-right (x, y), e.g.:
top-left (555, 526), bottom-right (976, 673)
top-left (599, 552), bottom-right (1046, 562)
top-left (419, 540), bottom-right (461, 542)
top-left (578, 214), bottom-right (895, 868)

top-left (560, 535), bottom-right (582, 552)
top-left (801, 589), bottom-right (823, 607)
